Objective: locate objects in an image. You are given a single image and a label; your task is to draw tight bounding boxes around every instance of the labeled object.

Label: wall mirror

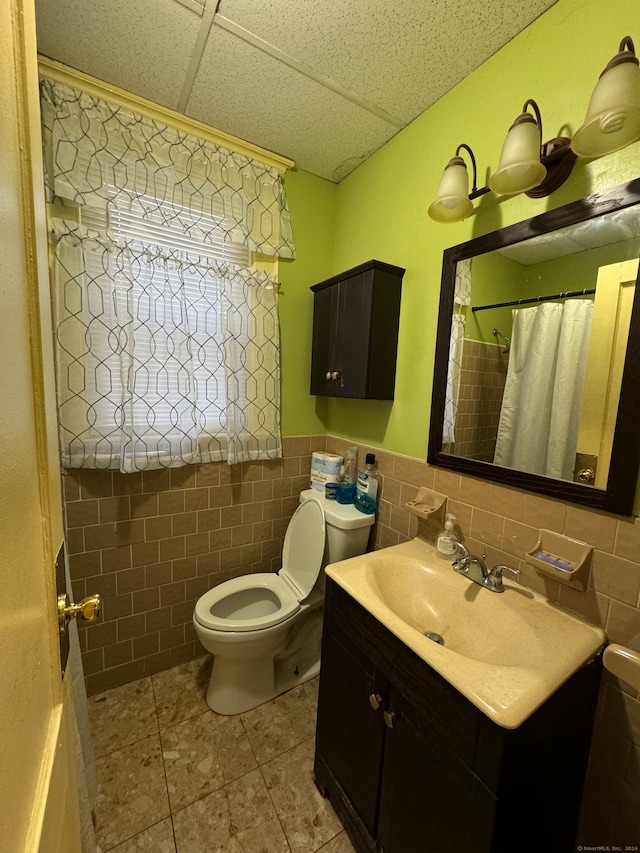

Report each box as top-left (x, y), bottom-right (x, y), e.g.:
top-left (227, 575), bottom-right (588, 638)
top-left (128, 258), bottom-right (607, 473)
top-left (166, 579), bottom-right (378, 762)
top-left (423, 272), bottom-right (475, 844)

top-left (428, 178), bottom-right (640, 515)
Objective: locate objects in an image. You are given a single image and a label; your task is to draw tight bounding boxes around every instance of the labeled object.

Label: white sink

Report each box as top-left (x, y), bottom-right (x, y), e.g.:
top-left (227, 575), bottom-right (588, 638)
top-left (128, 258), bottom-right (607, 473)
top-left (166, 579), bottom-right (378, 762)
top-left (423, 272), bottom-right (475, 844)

top-left (326, 537), bottom-right (606, 728)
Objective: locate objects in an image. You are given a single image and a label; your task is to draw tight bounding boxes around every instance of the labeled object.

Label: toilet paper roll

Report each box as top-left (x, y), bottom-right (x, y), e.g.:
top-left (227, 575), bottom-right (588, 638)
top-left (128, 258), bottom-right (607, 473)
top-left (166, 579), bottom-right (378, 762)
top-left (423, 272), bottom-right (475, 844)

top-left (310, 452), bottom-right (343, 491)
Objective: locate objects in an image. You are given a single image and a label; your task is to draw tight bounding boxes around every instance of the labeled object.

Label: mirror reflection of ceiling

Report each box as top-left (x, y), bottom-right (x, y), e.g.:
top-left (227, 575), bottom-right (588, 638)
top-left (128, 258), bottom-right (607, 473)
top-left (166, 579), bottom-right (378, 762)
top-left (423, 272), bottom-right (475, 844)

top-left (33, 0), bottom-right (559, 183)
top-left (450, 203), bottom-right (640, 490)
top-left (498, 206), bottom-right (640, 265)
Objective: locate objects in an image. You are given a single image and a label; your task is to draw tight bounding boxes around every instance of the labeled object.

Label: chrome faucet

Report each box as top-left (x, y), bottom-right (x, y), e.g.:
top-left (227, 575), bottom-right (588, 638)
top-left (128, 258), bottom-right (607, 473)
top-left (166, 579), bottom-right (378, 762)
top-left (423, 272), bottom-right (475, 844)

top-left (452, 544), bottom-right (520, 593)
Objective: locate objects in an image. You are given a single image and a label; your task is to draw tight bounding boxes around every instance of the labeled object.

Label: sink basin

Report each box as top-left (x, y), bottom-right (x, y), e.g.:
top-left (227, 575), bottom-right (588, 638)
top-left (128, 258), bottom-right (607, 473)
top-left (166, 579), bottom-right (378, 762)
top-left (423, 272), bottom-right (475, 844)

top-left (326, 537), bottom-right (606, 728)
top-left (369, 550), bottom-right (541, 667)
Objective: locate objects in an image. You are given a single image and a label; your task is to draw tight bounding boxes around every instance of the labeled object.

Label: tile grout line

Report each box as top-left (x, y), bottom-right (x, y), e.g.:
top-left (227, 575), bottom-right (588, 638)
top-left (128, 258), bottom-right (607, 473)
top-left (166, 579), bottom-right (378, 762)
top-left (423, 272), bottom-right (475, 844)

top-left (256, 758), bottom-right (293, 853)
top-left (90, 675), bottom-right (157, 760)
top-left (90, 677), bottom-right (169, 852)
top-left (237, 704), bottom-right (291, 846)
top-left (256, 732), bottom-right (343, 853)
top-left (239, 707), bottom-right (315, 853)
top-left (150, 672), bottom-right (179, 853)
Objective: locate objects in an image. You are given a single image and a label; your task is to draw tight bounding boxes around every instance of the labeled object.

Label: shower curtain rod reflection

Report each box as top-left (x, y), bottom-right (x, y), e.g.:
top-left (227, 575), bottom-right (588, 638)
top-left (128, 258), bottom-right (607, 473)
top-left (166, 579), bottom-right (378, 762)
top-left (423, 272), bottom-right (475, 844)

top-left (471, 288), bottom-right (596, 312)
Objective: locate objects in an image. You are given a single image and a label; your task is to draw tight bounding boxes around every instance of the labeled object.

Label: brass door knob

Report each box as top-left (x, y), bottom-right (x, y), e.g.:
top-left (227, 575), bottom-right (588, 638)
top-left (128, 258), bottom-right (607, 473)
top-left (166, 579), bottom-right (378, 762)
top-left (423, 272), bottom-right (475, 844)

top-left (58, 593), bottom-right (102, 634)
top-left (577, 467), bottom-right (596, 484)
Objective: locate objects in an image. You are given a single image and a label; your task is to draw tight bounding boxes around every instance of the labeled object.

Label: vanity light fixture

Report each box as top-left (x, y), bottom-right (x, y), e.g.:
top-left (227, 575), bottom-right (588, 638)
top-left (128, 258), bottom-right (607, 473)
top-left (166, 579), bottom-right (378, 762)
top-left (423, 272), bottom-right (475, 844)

top-left (489, 99), bottom-right (577, 198)
top-left (572, 36), bottom-right (640, 158)
top-left (428, 144), bottom-right (490, 223)
top-left (429, 34), bottom-right (640, 222)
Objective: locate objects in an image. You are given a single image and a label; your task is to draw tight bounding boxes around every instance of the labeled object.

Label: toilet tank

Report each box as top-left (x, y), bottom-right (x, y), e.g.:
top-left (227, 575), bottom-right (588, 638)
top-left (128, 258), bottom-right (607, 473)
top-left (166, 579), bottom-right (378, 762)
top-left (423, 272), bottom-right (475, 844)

top-left (299, 489), bottom-right (375, 584)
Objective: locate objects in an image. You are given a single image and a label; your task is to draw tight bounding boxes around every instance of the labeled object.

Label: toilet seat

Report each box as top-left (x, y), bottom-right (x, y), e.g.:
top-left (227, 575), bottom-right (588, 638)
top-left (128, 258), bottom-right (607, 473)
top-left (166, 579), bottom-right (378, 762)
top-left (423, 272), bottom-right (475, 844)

top-left (193, 499), bottom-right (325, 633)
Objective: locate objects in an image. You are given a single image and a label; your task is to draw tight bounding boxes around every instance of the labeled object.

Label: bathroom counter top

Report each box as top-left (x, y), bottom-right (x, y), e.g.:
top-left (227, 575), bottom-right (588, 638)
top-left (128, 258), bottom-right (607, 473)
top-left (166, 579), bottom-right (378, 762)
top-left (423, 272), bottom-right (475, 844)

top-left (326, 537), bottom-right (606, 729)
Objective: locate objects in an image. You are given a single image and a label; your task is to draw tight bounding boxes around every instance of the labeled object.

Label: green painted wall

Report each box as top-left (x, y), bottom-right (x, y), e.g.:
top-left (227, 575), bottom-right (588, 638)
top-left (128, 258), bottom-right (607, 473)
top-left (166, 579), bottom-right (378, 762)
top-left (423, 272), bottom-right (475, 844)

top-left (325, 0), bottom-right (639, 460)
top-left (519, 239), bottom-right (640, 298)
top-left (279, 168), bottom-right (335, 435)
top-left (465, 235), bottom-right (640, 344)
top-left (465, 252), bottom-right (526, 344)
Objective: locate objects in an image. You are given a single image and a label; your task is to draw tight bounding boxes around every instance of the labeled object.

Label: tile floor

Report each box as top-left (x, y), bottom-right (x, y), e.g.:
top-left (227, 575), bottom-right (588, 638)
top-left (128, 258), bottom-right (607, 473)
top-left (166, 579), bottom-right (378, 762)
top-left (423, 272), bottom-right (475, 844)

top-left (88, 656), bottom-right (355, 853)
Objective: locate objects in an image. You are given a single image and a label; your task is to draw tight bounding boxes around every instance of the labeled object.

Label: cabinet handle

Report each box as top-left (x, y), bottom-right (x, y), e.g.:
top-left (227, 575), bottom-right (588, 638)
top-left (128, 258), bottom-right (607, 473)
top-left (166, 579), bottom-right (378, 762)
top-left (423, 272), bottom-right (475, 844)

top-left (326, 371), bottom-right (332, 380)
top-left (369, 693), bottom-right (383, 710)
top-left (383, 710), bottom-right (395, 729)
top-left (331, 370), bottom-right (341, 381)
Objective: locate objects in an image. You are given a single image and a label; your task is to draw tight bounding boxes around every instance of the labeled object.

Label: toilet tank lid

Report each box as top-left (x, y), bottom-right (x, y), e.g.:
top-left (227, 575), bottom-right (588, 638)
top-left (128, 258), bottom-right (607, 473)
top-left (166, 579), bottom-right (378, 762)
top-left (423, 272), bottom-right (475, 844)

top-left (300, 489), bottom-right (375, 530)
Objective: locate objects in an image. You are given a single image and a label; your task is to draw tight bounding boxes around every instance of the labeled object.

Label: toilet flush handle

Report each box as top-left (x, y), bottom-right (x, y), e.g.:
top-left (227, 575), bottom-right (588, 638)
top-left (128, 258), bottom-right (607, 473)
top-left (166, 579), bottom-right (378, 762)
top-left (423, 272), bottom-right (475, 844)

top-left (57, 592), bottom-right (102, 634)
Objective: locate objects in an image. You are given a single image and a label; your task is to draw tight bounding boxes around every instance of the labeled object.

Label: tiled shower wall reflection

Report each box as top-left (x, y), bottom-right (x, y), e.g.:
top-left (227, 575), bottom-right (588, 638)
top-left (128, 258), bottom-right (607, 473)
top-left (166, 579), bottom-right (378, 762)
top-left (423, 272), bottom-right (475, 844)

top-left (451, 339), bottom-right (508, 462)
top-left (65, 435), bottom-right (640, 841)
top-left (64, 436), bottom-right (327, 695)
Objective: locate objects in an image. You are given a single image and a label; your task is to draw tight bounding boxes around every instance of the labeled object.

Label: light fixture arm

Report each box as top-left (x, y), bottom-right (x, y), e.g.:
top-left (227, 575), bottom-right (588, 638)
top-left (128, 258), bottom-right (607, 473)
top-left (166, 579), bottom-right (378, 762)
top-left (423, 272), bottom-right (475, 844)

top-left (455, 144), bottom-right (490, 200)
top-left (521, 98), bottom-right (577, 198)
top-left (604, 36), bottom-right (638, 72)
top-left (620, 36), bottom-right (635, 56)
top-left (522, 99), bottom-right (543, 147)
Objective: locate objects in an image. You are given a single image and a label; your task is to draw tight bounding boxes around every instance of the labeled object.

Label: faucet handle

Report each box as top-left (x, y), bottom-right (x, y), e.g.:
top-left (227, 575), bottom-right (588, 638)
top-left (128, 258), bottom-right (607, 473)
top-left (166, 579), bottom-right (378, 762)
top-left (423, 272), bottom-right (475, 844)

top-left (501, 565), bottom-right (520, 581)
top-left (486, 564), bottom-right (520, 592)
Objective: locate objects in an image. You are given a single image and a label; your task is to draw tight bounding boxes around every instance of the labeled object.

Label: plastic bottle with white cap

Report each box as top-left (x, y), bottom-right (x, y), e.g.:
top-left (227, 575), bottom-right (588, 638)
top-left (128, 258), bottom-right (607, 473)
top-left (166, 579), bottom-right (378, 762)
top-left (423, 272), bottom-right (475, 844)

top-left (436, 513), bottom-right (459, 559)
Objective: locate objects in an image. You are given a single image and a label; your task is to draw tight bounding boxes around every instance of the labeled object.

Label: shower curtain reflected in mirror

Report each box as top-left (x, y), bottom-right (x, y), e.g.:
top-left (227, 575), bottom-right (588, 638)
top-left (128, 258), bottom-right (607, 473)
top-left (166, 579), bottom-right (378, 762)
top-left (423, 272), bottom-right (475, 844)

top-left (493, 299), bottom-right (594, 481)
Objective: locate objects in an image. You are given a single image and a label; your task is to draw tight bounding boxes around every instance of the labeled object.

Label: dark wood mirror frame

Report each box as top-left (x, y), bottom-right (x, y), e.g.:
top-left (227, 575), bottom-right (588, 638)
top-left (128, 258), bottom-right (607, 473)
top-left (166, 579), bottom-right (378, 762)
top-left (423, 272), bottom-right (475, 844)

top-left (428, 177), bottom-right (640, 516)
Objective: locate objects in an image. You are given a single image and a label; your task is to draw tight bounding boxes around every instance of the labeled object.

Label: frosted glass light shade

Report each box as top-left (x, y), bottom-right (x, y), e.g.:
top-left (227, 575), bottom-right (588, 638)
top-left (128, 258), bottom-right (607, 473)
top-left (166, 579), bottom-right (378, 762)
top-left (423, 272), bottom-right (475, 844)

top-left (428, 158), bottom-right (473, 223)
top-left (489, 117), bottom-right (547, 196)
top-left (572, 60), bottom-right (640, 157)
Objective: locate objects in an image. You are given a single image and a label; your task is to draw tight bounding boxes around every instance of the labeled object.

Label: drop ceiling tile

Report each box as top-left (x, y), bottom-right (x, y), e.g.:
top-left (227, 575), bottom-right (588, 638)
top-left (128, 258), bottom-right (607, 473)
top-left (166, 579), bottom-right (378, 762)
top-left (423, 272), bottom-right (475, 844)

top-left (35, 0), bottom-right (202, 110)
top-left (217, 0), bottom-right (558, 123)
top-left (186, 24), bottom-right (398, 181)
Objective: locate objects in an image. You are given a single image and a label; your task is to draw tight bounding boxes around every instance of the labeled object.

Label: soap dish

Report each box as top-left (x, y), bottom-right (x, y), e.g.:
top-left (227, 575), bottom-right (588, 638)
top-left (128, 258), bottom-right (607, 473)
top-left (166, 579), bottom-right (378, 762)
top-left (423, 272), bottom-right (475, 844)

top-left (525, 529), bottom-right (593, 591)
top-left (404, 488), bottom-right (447, 520)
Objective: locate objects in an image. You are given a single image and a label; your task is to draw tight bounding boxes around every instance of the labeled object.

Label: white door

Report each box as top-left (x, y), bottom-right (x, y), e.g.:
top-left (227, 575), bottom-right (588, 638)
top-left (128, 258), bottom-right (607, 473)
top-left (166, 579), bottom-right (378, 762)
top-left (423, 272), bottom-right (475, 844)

top-left (0, 1), bottom-right (82, 851)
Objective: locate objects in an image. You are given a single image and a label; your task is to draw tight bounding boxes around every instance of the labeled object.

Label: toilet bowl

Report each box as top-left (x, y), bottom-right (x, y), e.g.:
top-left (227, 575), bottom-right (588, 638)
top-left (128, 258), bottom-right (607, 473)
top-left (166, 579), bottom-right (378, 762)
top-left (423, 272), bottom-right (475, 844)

top-left (193, 489), bottom-right (374, 714)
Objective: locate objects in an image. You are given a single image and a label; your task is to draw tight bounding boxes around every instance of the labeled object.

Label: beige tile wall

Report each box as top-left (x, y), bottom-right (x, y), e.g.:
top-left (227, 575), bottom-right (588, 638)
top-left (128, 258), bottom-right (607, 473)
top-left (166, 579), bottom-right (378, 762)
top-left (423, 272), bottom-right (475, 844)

top-left (65, 434), bottom-right (640, 842)
top-left (324, 435), bottom-right (640, 847)
top-left (64, 436), bottom-right (327, 695)
top-left (449, 339), bottom-right (508, 462)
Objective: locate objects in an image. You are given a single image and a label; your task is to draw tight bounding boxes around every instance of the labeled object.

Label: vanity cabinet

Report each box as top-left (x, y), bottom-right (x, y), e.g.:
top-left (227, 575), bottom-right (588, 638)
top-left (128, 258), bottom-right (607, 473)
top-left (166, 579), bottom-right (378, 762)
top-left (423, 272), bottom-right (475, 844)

top-left (310, 260), bottom-right (404, 399)
top-left (314, 578), bottom-right (601, 853)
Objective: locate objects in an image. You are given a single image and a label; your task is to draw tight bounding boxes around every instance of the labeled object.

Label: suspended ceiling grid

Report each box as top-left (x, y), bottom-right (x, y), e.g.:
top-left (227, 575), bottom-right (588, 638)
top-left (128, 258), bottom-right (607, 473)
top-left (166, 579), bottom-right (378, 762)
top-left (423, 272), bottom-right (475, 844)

top-left (34, 0), bottom-right (558, 182)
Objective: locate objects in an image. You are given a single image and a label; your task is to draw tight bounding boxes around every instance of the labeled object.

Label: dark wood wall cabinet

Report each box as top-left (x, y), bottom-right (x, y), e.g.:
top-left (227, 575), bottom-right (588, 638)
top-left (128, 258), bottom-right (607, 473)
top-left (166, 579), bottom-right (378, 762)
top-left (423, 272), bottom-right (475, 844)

top-left (310, 260), bottom-right (404, 399)
top-left (314, 578), bottom-right (602, 853)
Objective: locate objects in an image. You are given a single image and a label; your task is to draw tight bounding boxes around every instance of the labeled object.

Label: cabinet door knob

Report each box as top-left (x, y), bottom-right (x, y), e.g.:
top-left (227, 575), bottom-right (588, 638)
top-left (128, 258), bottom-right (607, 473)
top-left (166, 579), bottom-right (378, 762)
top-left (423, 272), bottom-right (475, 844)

top-left (383, 710), bottom-right (395, 729)
top-left (369, 693), bottom-right (383, 710)
top-left (326, 371), bottom-right (332, 380)
top-left (331, 371), bottom-right (340, 380)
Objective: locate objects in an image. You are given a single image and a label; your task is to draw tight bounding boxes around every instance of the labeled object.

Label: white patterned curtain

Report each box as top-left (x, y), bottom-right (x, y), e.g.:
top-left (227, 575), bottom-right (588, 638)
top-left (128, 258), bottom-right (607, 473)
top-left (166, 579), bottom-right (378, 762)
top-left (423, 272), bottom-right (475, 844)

top-left (443, 314), bottom-right (465, 445)
top-left (454, 258), bottom-right (471, 306)
top-left (41, 78), bottom-right (292, 469)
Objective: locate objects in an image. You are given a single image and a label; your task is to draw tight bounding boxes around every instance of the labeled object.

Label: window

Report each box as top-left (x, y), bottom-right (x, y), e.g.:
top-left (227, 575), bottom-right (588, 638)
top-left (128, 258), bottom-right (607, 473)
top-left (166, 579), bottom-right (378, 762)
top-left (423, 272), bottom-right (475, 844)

top-left (41, 76), bottom-right (294, 470)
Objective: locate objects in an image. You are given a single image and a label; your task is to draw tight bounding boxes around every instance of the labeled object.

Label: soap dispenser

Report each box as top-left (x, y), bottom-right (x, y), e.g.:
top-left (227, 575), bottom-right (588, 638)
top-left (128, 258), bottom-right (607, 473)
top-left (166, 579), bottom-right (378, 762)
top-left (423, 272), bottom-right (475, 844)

top-left (436, 513), bottom-right (459, 559)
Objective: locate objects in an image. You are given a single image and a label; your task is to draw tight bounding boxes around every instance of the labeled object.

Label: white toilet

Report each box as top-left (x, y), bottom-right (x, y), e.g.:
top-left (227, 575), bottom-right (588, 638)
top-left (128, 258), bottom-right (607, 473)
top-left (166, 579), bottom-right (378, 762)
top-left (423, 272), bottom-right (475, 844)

top-left (193, 489), bottom-right (375, 714)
